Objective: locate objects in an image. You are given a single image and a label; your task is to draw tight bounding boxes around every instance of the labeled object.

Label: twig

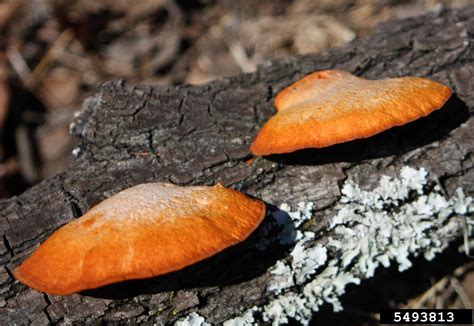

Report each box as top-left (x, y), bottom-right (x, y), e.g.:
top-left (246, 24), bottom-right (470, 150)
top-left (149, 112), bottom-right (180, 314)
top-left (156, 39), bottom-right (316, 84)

top-left (405, 263), bottom-right (474, 309)
top-left (6, 39), bottom-right (71, 110)
top-left (228, 42), bottom-right (256, 73)
top-left (406, 276), bottom-right (449, 308)
top-left (462, 216), bottom-right (474, 258)
top-left (6, 46), bottom-right (31, 81)
top-left (25, 28), bottom-right (74, 87)
top-left (449, 277), bottom-right (472, 309)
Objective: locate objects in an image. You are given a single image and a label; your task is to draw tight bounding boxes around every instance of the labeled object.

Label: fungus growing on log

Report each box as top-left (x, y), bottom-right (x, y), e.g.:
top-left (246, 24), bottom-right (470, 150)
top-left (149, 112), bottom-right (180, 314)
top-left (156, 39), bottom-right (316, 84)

top-left (14, 183), bottom-right (266, 295)
top-left (250, 70), bottom-right (452, 156)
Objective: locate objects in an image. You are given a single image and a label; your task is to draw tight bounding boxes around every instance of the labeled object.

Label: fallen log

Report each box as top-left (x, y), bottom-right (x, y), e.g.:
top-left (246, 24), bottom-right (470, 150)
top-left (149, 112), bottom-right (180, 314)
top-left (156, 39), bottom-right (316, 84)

top-left (1, 5), bottom-right (473, 325)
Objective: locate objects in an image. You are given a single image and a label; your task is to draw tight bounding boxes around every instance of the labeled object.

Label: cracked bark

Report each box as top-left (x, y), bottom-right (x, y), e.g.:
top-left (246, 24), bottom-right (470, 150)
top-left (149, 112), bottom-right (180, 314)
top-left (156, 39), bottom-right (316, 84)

top-left (1, 6), bottom-right (474, 325)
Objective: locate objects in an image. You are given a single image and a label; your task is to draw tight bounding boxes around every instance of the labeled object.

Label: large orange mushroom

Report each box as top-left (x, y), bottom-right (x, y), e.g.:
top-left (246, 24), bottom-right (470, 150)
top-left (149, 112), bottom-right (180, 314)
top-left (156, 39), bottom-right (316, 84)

top-left (250, 70), bottom-right (452, 156)
top-left (14, 183), bottom-right (266, 295)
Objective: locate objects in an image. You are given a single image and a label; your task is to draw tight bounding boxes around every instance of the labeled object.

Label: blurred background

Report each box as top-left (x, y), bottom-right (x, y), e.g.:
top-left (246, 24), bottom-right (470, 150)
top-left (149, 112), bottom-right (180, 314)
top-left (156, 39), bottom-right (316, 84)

top-left (0, 0), bottom-right (469, 199)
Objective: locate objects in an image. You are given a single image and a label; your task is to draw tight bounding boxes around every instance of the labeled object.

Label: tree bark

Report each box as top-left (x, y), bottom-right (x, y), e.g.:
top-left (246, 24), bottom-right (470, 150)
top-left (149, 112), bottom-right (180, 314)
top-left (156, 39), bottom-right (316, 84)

top-left (1, 5), bottom-right (473, 325)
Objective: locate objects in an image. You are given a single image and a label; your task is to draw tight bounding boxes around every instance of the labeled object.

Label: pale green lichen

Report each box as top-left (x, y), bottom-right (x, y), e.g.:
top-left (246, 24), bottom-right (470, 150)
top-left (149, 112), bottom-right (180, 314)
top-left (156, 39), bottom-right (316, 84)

top-left (222, 307), bottom-right (258, 326)
top-left (178, 167), bottom-right (473, 326)
top-left (175, 312), bottom-right (209, 326)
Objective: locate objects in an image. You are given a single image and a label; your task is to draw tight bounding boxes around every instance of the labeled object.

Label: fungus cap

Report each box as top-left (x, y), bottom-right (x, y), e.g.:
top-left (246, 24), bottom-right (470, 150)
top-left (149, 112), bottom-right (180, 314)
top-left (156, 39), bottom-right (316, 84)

top-left (14, 183), bottom-right (266, 295)
top-left (250, 70), bottom-right (452, 156)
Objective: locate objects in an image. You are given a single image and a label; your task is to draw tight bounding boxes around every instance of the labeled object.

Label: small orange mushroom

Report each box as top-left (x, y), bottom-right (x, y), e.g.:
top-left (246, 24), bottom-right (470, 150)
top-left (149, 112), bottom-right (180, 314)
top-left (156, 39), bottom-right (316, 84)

top-left (14, 183), bottom-right (266, 295)
top-left (250, 70), bottom-right (452, 156)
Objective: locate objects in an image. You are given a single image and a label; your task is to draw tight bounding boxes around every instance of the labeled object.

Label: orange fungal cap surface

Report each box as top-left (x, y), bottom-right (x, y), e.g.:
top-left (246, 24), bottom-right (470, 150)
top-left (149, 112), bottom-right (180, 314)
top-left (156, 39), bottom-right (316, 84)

top-left (14, 183), bottom-right (266, 295)
top-left (250, 70), bottom-right (452, 156)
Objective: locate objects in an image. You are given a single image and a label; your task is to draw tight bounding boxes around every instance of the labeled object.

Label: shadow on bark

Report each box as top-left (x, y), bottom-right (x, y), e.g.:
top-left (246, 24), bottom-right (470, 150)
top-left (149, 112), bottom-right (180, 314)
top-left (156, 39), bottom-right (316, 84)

top-left (82, 204), bottom-right (295, 299)
top-left (266, 95), bottom-right (469, 166)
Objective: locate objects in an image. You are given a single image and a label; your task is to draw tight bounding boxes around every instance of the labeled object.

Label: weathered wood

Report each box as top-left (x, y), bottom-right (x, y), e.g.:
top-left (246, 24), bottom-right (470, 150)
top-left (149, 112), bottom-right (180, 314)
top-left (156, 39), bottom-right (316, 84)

top-left (1, 5), bottom-right (473, 324)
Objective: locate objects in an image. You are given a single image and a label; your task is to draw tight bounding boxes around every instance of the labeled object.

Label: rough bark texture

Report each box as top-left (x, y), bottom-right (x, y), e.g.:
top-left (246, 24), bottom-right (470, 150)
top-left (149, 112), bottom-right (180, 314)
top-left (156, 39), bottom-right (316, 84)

top-left (1, 6), bottom-right (473, 325)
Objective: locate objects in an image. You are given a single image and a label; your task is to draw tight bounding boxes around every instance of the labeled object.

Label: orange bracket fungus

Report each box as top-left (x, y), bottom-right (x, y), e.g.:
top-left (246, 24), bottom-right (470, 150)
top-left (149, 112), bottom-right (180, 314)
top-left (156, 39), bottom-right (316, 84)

top-left (14, 183), bottom-right (266, 295)
top-left (250, 70), bottom-right (452, 156)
